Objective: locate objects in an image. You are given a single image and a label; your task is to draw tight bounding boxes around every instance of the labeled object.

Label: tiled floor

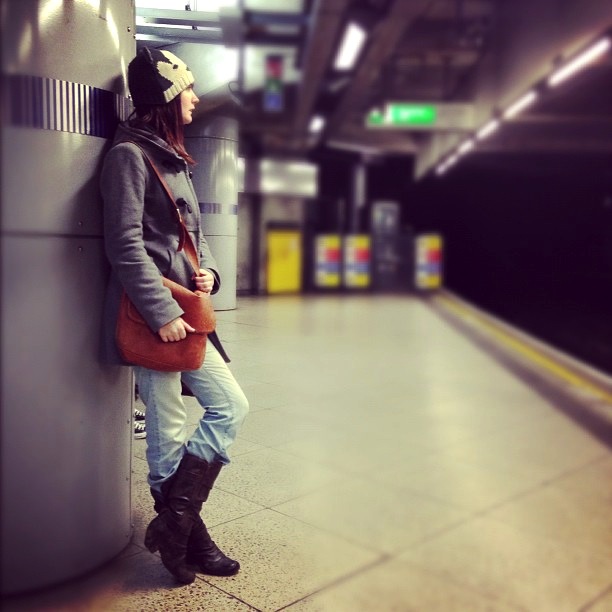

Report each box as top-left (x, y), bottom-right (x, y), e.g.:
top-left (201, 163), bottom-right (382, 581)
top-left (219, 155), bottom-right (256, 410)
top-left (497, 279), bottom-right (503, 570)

top-left (5, 294), bottom-right (612, 611)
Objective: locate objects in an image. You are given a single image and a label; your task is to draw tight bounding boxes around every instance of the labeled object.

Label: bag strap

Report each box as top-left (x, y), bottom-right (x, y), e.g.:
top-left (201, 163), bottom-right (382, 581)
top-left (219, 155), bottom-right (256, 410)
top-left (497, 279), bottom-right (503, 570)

top-left (127, 141), bottom-right (200, 275)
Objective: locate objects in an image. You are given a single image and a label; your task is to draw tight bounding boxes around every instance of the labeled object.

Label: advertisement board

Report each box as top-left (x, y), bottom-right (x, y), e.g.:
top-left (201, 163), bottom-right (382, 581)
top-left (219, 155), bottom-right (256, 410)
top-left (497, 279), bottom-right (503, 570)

top-left (415, 233), bottom-right (443, 289)
top-left (314, 235), bottom-right (341, 288)
top-left (344, 235), bottom-right (371, 288)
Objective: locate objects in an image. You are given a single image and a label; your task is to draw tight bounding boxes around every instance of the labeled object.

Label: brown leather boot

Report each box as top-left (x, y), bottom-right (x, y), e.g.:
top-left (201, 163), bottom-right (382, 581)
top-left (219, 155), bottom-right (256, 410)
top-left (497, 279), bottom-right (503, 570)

top-left (144, 453), bottom-right (208, 584)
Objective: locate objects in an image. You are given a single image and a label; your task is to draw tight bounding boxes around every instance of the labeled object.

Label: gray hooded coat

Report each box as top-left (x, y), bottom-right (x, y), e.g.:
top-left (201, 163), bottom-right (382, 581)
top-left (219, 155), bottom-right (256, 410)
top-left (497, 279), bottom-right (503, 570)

top-left (100, 121), bottom-right (226, 366)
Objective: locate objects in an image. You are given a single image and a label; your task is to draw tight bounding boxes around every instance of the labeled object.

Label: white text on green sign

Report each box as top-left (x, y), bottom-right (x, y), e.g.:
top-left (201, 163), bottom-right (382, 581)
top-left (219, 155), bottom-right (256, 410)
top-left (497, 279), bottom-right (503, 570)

top-left (366, 102), bottom-right (474, 131)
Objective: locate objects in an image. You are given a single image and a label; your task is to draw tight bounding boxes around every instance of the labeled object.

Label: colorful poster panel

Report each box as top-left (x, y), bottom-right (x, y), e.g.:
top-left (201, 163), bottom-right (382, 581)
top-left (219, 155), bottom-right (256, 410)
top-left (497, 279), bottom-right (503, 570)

top-left (314, 235), bottom-right (341, 288)
top-left (415, 233), bottom-right (443, 289)
top-left (344, 235), bottom-right (371, 288)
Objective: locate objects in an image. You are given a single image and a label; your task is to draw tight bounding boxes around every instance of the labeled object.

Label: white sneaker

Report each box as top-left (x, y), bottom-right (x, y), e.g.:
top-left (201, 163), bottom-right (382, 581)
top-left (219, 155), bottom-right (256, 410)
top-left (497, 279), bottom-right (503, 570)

top-left (134, 408), bottom-right (146, 422)
top-left (134, 421), bottom-right (146, 439)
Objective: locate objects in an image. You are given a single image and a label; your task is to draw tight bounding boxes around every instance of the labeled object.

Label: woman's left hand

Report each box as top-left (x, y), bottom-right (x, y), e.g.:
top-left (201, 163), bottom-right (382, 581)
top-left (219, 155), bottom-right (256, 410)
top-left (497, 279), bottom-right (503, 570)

top-left (193, 268), bottom-right (215, 294)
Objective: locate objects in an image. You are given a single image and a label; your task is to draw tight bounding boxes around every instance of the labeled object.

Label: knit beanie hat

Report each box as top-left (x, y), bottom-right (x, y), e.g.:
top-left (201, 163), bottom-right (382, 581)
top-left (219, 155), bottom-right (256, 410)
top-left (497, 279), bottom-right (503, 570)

top-left (128, 47), bottom-right (195, 106)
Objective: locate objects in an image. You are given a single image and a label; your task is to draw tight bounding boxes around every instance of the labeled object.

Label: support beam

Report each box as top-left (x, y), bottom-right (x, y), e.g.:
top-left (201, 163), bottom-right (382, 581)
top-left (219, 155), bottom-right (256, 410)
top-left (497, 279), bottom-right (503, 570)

top-left (136, 27), bottom-right (223, 44)
top-left (136, 8), bottom-right (222, 28)
top-left (292, 0), bottom-right (352, 143)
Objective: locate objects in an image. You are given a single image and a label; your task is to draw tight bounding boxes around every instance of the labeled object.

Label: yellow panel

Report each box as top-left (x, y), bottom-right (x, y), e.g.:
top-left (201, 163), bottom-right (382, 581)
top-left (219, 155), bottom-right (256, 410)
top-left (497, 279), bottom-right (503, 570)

top-left (267, 230), bottom-right (302, 294)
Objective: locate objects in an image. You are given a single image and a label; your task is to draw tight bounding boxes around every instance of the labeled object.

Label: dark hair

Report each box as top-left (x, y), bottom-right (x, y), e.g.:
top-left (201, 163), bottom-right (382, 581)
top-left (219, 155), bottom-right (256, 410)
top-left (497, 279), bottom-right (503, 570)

top-left (131, 95), bottom-right (195, 165)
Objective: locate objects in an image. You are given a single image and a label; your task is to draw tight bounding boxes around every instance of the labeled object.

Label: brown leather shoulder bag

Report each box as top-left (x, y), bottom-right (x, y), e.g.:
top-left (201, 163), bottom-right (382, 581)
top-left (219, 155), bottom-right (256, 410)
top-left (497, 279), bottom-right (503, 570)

top-left (115, 143), bottom-right (215, 371)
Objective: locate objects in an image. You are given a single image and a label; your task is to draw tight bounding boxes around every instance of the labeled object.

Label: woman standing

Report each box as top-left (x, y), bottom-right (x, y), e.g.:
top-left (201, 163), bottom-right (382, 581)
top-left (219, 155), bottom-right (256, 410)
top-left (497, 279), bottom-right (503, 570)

top-left (101, 47), bottom-right (249, 585)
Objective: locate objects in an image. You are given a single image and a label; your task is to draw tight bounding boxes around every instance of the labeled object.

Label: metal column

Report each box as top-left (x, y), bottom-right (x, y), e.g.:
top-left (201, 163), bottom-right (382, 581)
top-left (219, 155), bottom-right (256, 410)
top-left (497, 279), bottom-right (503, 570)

top-left (186, 115), bottom-right (239, 310)
top-left (1, 0), bottom-right (135, 594)
top-left (349, 161), bottom-right (367, 233)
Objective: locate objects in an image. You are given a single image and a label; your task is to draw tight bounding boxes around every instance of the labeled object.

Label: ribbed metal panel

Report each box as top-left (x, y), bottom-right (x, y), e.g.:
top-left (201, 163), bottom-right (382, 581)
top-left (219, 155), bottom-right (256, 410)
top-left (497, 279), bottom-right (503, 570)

top-left (3, 74), bottom-right (131, 137)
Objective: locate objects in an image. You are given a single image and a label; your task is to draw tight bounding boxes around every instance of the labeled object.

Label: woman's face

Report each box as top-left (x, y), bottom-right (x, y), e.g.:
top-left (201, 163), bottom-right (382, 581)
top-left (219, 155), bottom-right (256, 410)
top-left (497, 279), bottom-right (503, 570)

top-left (180, 85), bottom-right (199, 124)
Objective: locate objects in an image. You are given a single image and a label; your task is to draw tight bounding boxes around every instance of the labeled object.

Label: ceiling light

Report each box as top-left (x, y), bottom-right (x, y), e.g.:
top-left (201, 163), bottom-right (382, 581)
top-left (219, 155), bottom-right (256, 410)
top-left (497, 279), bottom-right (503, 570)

top-left (334, 22), bottom-right (367, 70)
top-left (548, 37), bottom-right (611, 87)
top-left (503, 90), bottom-right (538, 119)
top-left (309, 115), bottom-right (325, 133)
top-left (476, 119), bottom-right (500, 140)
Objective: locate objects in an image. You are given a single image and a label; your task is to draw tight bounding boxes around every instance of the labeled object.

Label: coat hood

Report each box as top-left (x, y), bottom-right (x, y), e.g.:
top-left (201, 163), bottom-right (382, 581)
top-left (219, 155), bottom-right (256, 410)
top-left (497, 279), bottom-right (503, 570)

top-left (112, 121), bottom-right (186, 166)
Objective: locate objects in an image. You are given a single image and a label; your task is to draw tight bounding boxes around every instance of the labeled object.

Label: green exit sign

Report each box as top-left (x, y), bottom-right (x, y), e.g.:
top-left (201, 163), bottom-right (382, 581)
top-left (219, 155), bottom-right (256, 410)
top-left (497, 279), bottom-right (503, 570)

top-left (366, 102), bottom-right (474, 131)
top-left (367, 104), bottom-right (437, 127)
top-left (389, 104), bottom-right (437, 125)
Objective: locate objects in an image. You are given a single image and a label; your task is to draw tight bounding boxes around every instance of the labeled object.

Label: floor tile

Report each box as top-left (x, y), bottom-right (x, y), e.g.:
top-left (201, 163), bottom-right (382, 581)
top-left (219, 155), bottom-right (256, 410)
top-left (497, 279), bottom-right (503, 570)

top-left (236, 380), bottom-right (296, 410)
top-left (370, 454), bottom-right (546, 512)
top-left (274, 476), bottom-right (467, 554)
top-left (484, 479), bottom-right (612, 558)
top-left (275, 428), bottom-right (434, 477)
top-left (437, 416), bottom-right (609, 481)
top-left (399, 517), bottom-right (612, 611)
top-left (283, 559), bottom-right (522, 611)
top-left (552, 456), bottom-right (612, 505)
top-left (215, 447), bottom-right (345, 507)
top-left (3, 551), bottom-right (257, 611)
top-left (201, 509), bottom-right (380, 612)
top-left (584, 587), bottom-right (612, 611)
top-left (229, 436), bottom-right (267, 457)
top-left (236, 407), bottom-right (329, 447)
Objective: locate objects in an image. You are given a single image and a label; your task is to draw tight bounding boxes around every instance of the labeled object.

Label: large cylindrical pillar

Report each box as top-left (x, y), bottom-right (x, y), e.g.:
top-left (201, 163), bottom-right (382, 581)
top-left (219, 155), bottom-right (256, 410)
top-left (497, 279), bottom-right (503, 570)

top-left (185, 115), bottom-right (239, 310)
top-left (1, 0), bottom-right (134, 594)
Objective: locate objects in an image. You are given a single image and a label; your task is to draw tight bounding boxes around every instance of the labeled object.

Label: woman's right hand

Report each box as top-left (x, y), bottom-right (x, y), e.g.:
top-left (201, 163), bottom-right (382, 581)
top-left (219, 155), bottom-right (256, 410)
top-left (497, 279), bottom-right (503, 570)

top-left (158, 317), bottom-right (196, 342)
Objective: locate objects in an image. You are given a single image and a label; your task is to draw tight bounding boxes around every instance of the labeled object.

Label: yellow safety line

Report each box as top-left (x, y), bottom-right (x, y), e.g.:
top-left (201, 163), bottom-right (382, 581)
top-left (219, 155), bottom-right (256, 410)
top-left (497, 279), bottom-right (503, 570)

top-left (433, 293), bottom-right (612, 404)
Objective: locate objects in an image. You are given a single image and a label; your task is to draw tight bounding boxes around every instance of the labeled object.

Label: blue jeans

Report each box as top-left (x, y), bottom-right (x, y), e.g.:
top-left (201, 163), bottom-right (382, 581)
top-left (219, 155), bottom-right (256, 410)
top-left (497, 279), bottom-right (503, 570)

top-left (134, 341), bottom-right (249, 493)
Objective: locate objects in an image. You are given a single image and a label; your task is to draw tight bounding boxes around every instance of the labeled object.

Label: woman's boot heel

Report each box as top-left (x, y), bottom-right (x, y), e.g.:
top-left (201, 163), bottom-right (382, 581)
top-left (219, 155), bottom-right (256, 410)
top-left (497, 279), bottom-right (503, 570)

top-left (144, 518), bottom-right (160, 553)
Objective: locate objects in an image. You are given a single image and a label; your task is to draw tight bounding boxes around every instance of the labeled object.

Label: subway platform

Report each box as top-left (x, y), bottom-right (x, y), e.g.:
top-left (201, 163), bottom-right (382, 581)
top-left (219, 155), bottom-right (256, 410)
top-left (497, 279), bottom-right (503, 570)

top-left (4, 293), bottom-right (612, 611)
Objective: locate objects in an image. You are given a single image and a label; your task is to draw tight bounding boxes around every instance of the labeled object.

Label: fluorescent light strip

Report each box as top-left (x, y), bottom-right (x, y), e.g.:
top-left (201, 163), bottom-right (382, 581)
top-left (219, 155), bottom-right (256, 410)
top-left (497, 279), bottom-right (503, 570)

top-left (334, 22), bottom-right (367, 70)
top-left (436, 161), bottom-right (453, 175)
top-left (437, 154), bottom-right (459, 175)
top-left (548, 37), bottom-right (611, 87)
top-left (476, 119), bottom-right (500, 140)
top-left (457, 139), bottom-right (474, 155)
top-left (435, 164), bottom-right (447, 176)
top-left (503, 90), bottom-right (538, 119)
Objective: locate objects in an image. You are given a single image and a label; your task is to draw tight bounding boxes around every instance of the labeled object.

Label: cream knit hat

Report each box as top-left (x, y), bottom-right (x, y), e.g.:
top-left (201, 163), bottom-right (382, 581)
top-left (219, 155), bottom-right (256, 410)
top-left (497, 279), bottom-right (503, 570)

top-left (128, 47), bottom-right (195, 106)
